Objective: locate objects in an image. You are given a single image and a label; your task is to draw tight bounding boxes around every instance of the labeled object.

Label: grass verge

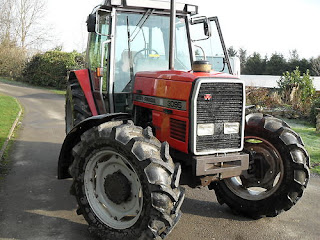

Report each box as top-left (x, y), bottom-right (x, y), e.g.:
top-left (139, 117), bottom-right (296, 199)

top-left (0, 94), bottom-right (21, 149)
top-left (0, 94), bottom-right (22, 178)
top-left (283, 118), bottom-right (320, 175)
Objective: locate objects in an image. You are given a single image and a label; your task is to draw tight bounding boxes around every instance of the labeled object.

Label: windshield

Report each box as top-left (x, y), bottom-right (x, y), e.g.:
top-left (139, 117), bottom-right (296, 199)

top-left (190, 18), bottom-right (230, 74)
top-left (114, 12), bottom-right (191, 93)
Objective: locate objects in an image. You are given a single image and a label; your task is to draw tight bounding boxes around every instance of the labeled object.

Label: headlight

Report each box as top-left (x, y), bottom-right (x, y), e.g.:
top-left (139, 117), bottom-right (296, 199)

top-left (224, 122), bottom-right (240, 134)
top-left (197, 123), bottom-right (214, 136)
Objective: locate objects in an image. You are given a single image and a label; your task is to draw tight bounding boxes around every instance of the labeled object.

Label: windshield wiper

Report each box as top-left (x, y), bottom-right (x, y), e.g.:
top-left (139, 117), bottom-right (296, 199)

top-left (125, 9), bottom-right (154, 91)
top-left (130, 9), bottom-right (154, 42)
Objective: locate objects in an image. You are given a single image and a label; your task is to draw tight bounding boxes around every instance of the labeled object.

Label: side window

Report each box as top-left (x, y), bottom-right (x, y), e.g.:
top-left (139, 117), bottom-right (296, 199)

top-left (88, 33), bottom-right (102, 70)
top-left (87, 13), bottom-right (111, 91)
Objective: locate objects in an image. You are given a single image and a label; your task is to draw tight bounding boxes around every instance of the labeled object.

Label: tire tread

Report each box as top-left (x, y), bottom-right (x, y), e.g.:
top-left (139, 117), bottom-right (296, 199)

top-left (71, 121), bottom-right (184, 239)
top-left (213, 113), bottom-right (309, 218)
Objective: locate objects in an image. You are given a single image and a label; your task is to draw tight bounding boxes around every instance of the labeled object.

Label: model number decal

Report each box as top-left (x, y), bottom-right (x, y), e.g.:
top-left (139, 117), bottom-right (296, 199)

top-left (134, 94), bottom-right (186, 111)
top-left (164, 99), bottom-right (184, 110)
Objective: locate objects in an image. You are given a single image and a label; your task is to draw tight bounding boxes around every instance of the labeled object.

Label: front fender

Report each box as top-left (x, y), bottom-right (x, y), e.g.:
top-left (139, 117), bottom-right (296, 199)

top-left (58, 113), bottom-right (131, 179)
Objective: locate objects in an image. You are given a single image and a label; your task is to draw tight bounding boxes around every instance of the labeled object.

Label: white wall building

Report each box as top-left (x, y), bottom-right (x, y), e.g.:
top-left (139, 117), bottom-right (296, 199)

top-left (241, 75), bottom-right (320, 92)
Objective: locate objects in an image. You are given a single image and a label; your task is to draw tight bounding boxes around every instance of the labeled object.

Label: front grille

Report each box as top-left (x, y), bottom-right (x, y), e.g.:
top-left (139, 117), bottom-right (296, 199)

top-left (195, 81), bottom-right (244, 153)
top-left (170, 118), bottom-right (186, 142)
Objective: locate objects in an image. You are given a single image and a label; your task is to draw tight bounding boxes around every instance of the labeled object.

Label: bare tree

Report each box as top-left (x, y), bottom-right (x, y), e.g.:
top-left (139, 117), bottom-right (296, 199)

top-left (289, 49), bottom-right (299, 61)
top-left (0, 0), bottom-right (15, 43)
top-left (0, 0), bottom-right (47, 78)
top-left (15, 0), bottom-right (47, 49)
top-left (0, 0), bottom-right (47, 49)
top-left (311, 57), bottom-right (320, 76)
top-left (238, 48), bottom-right (247, 72)
top-left (227, 46), bottom-right (237, 57)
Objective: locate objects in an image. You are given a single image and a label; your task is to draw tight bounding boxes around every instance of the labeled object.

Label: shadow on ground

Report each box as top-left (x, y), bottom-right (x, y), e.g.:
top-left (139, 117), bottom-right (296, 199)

top-left (0, 140), bottom-right (94, 240)
top-left (181, 196), bottom-right (251, 222)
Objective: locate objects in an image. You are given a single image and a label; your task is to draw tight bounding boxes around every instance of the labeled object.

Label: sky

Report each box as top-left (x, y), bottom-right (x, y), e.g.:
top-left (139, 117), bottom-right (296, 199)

top-left (45, 0), bottom-right (320, 59)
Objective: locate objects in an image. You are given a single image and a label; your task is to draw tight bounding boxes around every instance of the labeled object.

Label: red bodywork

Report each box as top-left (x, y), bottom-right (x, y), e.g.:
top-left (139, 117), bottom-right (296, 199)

top-left (133, 70), bottom-right (237, 154)
top-left (74, 68), bottom-right (237, 154)
top-left (74, 69), bottom-right (98, 116)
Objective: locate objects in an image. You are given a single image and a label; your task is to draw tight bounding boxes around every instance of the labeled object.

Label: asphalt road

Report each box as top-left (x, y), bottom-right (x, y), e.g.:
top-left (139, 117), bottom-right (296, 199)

top-left (0, 82), bottom-right (319, 240)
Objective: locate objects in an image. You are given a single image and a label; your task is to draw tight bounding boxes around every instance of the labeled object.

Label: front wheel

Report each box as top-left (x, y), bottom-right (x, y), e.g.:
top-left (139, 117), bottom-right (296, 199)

top-left (212, 113), bottom-right (309, 218)
top-left (70, 120), bottom-right (184, 239)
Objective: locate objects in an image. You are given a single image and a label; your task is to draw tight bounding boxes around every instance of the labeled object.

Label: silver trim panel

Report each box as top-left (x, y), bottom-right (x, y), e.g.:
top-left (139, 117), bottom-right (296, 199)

top-left (195, 153), bottom-right (249, 178)
top-left (190, 78), bottom-right (246, 155)
top-left (134, 94), bottom-right (187, 111)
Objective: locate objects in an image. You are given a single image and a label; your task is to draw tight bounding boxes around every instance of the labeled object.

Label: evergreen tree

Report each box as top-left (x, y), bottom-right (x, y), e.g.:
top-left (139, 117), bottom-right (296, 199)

top-left (243, 52), bottom-right (266, 75)
top-left (266, 53), bottom-right (287, 75)
top-left (227, 46), bottom-right (237, 57)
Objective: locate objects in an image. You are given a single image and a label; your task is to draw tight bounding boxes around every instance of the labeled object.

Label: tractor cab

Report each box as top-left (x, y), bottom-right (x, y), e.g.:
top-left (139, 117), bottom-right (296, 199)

top-left (86, 0), bottom-right (232, 114)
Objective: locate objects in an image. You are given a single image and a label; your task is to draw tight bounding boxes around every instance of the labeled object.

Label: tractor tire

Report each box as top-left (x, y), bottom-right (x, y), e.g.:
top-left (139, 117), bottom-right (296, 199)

top-left (70, 120), bottom-right (184, 240)
top-left (212, 113), bottom-right (309, 218)
top-left (65, 79), bottom-right (91, 134)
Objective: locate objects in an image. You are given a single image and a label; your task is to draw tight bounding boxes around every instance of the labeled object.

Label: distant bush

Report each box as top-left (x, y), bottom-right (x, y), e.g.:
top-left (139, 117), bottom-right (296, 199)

top-left (277, 67), bottom-right (316, 116)
top-left (246, 87), bottom-right (281, 108)
top-left (245, 68), bottom-right (317, 120)
top-left (0, 40), bottom-right (27, 78)
top-left (22, 50), bottom-right (85, 89)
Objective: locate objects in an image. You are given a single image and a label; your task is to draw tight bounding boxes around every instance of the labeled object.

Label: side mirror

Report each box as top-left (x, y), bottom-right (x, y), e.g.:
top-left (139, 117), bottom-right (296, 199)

top-left (87, 14), bottom-right (96, 32)
top-left (203, 18), bottom-right (211, 37)
top-left (190, 16), bottom-right (211, 41)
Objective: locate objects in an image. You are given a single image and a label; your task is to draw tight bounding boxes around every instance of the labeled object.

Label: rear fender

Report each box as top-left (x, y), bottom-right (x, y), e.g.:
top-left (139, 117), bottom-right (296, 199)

top-left (58, 113), bottom-right (131, 179)
top-left (70, 69), bottom-right (98, 116)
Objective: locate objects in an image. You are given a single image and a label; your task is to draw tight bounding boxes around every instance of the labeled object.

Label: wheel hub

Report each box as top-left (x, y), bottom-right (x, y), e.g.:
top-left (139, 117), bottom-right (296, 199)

top-left (224, 136), bottom-right (284, 201)
top-left (84, 150), bottom-right (143, 229)
top-left (242, 150), bottom-right (272, 187)
top-left (104, 171), bottom-right (132, 204)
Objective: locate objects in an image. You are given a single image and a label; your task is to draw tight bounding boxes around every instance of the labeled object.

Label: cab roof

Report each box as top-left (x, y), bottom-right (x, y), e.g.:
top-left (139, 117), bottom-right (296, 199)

top-left (102, 0), bottom-right (198, 15)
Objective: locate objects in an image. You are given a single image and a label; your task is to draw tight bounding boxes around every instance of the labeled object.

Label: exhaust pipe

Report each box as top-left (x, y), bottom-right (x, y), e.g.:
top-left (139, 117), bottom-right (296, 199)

top-left (169, 0), bottom-right (176, 70)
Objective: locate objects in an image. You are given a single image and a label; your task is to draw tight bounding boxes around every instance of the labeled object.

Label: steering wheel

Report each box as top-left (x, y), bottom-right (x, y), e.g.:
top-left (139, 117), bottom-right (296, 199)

top-left (133, 48), bottom-right (159, 64)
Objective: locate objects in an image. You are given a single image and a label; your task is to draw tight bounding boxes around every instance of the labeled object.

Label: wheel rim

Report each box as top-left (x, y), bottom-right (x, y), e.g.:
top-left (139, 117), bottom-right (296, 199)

top-left (224, 136), bottom-right (284, 201)
top-left (84, 150), bottom-right (143, 229)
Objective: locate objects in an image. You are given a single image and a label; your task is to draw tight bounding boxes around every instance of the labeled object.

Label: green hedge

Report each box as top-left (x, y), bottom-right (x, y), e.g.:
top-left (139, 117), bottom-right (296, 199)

top-left (22, 50), bottom-right (85, 89)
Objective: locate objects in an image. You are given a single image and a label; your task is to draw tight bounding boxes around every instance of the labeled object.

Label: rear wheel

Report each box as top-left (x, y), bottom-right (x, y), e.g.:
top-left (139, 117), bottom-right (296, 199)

top-left (65, 79), bottom-right (91, 133)
top-left (212, 113), bottom-right (309, 218)
top-left (71, 120), bottom-right (184, 239)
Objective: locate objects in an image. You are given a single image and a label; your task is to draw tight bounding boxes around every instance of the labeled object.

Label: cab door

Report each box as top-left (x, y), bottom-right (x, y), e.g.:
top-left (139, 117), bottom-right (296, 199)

top-left (87, 9), bottom-right (112, 114)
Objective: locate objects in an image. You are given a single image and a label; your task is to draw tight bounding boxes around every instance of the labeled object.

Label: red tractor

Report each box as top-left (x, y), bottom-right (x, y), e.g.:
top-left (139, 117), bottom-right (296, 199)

top-left (58, 0), bottom-right (310, 239)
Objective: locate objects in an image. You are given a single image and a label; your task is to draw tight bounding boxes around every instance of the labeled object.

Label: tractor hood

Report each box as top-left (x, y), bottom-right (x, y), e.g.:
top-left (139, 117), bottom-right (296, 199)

top-left (133, 70), bottom-right (239, 107)
top-left (135, 70), bottom-right (238, 83)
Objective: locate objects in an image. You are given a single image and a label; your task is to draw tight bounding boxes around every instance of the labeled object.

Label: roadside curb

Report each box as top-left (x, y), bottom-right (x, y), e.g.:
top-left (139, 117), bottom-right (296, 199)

top-left (0, 98), bottom-right (22, 160)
